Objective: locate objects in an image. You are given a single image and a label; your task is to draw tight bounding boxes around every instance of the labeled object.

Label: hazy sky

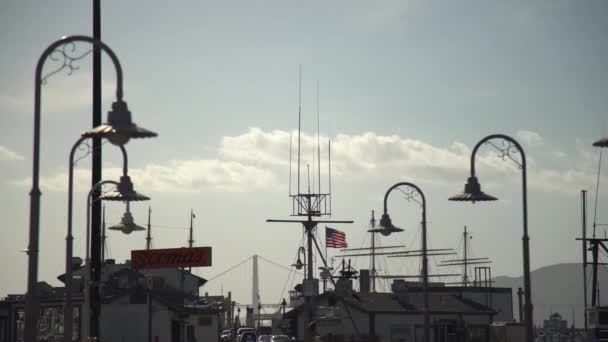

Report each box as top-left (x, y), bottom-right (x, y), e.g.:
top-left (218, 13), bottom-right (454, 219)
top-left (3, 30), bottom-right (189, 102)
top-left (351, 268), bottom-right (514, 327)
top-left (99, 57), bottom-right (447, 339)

top-left (1, 0), bottom-right (608, 318)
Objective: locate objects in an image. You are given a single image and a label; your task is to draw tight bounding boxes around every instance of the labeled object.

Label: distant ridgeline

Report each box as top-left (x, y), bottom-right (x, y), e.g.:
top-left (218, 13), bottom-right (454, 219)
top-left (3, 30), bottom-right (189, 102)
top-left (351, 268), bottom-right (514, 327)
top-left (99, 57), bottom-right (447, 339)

top-left (493, 263), bottom-right (608, 328)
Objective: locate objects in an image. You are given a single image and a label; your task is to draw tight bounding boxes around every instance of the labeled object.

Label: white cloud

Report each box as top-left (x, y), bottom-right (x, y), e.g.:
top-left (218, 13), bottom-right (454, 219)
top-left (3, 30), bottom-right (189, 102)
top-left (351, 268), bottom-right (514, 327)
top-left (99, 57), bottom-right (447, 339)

top-left (16, 159), bottom-right (278, 194)
top-left (14, 128), bottom-right (602, 196)
top-left (0, 146), bottom-right (24, 161)
top-left (221, 128), bottom-right (291, 167)
top-left (516, 130), bottom-right (543, 147)
top-left (128, 159), bottom-right (278, 193)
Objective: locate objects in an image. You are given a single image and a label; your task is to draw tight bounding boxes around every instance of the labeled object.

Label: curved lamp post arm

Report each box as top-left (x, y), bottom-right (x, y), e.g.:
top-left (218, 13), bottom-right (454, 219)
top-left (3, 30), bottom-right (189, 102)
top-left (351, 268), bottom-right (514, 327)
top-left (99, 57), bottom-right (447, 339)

top-left (469, 133), bottom-right (533, 342)
top-left (382, 181), bottom-right (429, 342)
top-left (382, 181), bottom-right (426, 214)
top-left (470, 133), bottom-right (527, 178)
top-left (32, 34), bottom-right (124, 195)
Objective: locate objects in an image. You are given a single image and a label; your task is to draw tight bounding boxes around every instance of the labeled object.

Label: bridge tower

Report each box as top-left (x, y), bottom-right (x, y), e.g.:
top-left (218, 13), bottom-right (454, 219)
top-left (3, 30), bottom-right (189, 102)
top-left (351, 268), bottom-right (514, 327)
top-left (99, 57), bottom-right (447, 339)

top-left (252, 254), bottom-right (260, 317)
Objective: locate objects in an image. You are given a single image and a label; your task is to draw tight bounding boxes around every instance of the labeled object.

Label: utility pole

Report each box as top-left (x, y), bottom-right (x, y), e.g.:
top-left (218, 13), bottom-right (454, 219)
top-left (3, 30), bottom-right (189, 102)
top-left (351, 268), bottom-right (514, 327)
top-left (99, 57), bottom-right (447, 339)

top-left (582, 190), bottom-right (588, 332)
top-left (189, 209), bottom-right (195, 248)
top-left (101, 205), bottom-right (106, 262)
top-left (89, 0), bottom-right (103, 339)
top-left (517, 287), bottom-right (524, 323)
top-left (146, 206), bottom-right (152, 250)
top-left (187, 209), bottom-right (195, 275)
top-left (463, 226), bottom-right (468, 287)
top-left (370, 210), bottom-right (376, 293)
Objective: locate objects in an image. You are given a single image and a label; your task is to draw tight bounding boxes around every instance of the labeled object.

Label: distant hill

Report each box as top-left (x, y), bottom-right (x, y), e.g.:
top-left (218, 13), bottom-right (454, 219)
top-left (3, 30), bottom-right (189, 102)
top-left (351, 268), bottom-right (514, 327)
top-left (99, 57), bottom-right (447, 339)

top-left (493, 263), bottom-right (608, 328)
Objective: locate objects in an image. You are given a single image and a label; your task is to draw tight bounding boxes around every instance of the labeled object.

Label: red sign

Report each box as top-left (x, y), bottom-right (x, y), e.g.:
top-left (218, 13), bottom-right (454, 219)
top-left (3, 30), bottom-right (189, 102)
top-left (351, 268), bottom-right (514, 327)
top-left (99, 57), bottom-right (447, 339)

top-left (131, 247), bottom-right (212, 270)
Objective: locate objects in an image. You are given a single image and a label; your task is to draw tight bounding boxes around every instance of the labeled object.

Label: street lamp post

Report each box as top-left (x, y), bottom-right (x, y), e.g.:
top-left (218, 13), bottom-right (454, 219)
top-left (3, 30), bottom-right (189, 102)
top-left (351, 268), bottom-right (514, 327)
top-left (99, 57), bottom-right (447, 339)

top-left (376, 182), bottom-right (429, 342)
top-left (63, 137), bottom-right (149, 342)
top-left (64, 139), bottom-right (128, 342)
top-left (27, 34), bottom-right (156, 342)
top-left (449, 134), bottom-right (533, 342)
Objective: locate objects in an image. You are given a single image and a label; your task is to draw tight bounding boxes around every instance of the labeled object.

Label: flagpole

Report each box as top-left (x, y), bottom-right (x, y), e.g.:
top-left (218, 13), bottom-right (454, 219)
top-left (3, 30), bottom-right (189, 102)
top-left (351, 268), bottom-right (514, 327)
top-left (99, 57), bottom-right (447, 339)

top-left (188, 209), bottom-right (195, 273)
top-left (325, 226), bottom-right (328, 269)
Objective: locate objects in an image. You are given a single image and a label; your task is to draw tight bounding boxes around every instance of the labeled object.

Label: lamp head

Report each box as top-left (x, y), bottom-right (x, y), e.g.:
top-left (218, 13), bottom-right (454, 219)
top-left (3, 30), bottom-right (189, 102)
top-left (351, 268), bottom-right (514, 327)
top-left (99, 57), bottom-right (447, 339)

top-left (448, 176), bottom-right (498, 203)
top-left (368, 213), bottom-right (404, 236)
top-left (292, 253), bottom-right (305, 270)
top-left (99, 175), bottom-right (150, 201)
top-left (81, 100), bottom-right (157, 146)
top-left (593, 137), bottom-right (608, 148)
top-left (108, 210), bottom-right (146, 234)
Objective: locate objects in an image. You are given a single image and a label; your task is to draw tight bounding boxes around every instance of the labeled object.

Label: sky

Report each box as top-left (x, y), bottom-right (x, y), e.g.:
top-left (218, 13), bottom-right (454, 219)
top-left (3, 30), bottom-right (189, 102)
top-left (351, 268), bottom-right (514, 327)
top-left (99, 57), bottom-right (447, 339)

top-left (1, 0), bottom-right (608, 321)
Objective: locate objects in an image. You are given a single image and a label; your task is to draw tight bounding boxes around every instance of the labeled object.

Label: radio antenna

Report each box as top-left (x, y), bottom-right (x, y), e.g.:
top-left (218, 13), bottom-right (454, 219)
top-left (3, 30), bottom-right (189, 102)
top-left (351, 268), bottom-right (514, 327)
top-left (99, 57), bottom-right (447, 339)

top-left (307, 164), bottom-right (311, 194)
top-left (297, 65), bottom-right (302, 195)
top-left (329, 138), bottom-right (332, 214)
top-left (289, 132), bottom-right (293, 196)
top-left (312, 140), bottom-right (315, 194)
top-left (317, 80), bottom-right (321, 195)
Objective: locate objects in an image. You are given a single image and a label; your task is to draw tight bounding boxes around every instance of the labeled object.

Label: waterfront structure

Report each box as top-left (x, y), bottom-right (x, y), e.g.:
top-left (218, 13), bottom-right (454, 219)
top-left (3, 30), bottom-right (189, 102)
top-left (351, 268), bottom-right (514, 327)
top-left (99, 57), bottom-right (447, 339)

top-left (284, 272), bottom-right (514, 341)
top-left (1, 260), bottom-right (221, 342)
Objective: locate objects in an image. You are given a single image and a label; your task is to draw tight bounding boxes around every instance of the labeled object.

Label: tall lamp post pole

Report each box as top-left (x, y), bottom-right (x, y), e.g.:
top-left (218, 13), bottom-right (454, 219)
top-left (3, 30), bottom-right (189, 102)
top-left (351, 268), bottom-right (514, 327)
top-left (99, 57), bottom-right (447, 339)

top-left (449, 134), bottom-right (533, 342)
top-left (27, 35), bottom-right (156, 342)
top-left (65, 143), bottom-right (149, 342)
top-left (64, 140), bottom-right (127, 342)
top-left (377, 182), bottom-right (429, 342)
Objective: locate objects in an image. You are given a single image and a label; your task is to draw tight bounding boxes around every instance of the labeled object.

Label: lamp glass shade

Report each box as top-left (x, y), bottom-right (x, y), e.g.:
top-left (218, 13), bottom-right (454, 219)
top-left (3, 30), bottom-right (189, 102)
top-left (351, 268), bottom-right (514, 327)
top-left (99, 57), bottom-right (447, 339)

top-left (369, 213), bottom-right (404, 236)
top-left (108, 210), bottom-right (145, 234)
top-left (593, 138), bottom-right (608, 147)
top-left (449, 176), bottom-right (498, 202)
top-left (81, 100), bottom-right (157, 145)
top-left (99, 175), bottom-right (150, 201)
top-left (292, 256), bottom-right (304, 270)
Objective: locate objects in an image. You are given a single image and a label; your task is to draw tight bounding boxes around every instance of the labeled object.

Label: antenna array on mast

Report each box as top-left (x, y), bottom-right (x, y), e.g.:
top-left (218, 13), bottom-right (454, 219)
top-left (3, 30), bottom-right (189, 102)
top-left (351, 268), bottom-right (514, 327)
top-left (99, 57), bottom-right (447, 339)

top-left (289, 69), bottom-right (332, 217)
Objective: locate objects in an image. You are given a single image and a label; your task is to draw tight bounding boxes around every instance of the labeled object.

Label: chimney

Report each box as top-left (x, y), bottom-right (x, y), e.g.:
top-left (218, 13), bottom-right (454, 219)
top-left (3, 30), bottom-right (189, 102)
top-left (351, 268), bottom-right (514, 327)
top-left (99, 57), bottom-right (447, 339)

top-left (359, 269), bottom-right (370, 294)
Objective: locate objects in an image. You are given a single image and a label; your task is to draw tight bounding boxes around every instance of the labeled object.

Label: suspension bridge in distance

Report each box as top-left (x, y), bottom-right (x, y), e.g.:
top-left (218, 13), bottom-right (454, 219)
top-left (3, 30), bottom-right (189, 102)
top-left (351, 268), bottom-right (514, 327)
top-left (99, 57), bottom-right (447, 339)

top-left (204, 254), bottom-right (305, 320)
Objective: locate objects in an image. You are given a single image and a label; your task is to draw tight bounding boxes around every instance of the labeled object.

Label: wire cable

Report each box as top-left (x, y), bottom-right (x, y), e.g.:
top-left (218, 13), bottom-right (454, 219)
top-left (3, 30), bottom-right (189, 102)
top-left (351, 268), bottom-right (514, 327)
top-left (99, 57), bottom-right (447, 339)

top-left (207, 256), bottom-right (252, 282)
top-left (277, 232), bottom-right (306, 303)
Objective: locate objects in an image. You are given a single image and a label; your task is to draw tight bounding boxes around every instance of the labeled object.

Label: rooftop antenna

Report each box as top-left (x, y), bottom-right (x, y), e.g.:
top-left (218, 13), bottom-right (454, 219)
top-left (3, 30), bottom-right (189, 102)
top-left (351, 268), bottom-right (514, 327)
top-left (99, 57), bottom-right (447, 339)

top-left (267, 68), bottom-right (354, 341)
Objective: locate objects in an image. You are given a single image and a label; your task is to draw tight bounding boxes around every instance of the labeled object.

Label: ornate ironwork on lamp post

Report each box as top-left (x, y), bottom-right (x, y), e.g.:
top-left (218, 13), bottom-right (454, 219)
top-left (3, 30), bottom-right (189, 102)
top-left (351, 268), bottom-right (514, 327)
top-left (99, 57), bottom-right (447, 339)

top-left (26, 34), bottom-right (156, 342)
top-left (449, 134), bottom-right (533, 342)
top-left (376, 182), bottom-right (429, 342)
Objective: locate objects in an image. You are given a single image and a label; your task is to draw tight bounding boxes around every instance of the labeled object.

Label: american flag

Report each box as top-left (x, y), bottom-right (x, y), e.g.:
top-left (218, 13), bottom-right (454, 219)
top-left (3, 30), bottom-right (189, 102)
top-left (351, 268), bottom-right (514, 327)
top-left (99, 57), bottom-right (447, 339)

top-left (326, 227), bottom-right (347, 248)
